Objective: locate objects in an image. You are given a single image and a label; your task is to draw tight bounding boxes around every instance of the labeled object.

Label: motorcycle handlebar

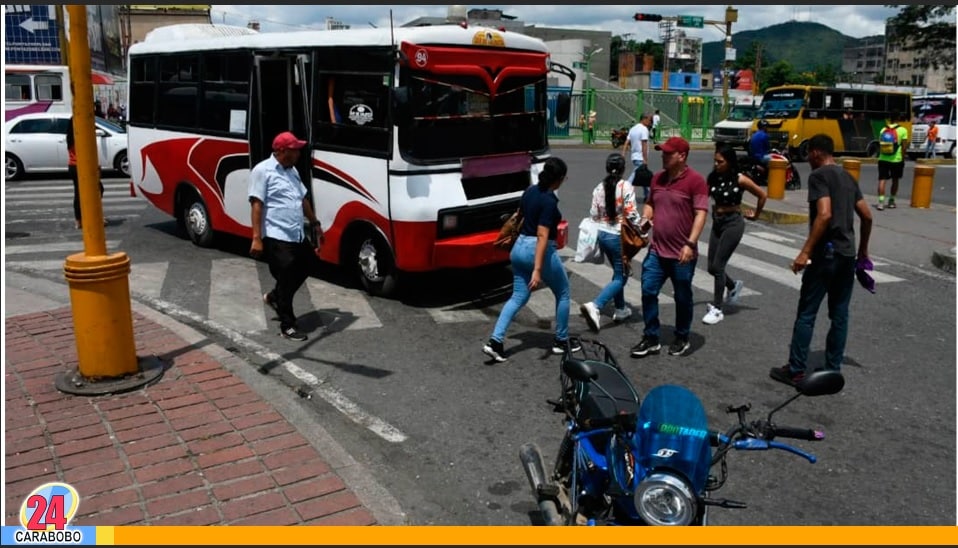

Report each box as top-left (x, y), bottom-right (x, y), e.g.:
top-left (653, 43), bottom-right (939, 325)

top-left (731, 438), bottom-right (817, 464)
top-left (773, 425), bottom-right (825, 441)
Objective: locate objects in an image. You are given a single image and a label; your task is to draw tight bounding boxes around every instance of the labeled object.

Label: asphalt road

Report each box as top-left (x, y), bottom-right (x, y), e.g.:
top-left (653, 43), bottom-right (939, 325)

top-left (4, 156), bottom-right (955, 526)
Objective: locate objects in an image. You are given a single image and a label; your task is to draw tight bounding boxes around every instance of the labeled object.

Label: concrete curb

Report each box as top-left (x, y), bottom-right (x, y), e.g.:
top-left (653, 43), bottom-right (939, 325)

top-left (756, 207), bottom-right (808, 225)
top-left (931, 248), bottom-right (956, 274)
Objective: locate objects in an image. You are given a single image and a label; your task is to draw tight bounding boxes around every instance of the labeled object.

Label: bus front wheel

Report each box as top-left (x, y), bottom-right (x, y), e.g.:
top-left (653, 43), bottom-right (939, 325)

top-left (353, 229), bottom-right (398, 298)
top-left (865, 142), bottom-right (880, 158)
top-left (183, 194), bottom-right (215, 248)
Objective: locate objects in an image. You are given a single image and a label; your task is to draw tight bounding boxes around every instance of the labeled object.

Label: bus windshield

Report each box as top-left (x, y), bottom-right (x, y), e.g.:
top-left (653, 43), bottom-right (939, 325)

top-left (913, 97), bottom-right (954, 125)
top-left (758, 89), bottom-right (805, 119)
top-left (398, 71), bottom-right (548, 163)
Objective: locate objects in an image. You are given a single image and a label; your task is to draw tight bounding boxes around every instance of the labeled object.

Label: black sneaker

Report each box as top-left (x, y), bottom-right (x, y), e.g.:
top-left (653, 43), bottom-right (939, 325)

top-left (769, 365), bottom-right (805, 387)
top-left (280, 326), bottom-right (308, 342)
top-left (668, 338), bottom-right (690, 356)
top-left (263, 292), bottom-right (279, 314)
top-left (482, 338), bottom-right (507, 362)
top-left (630, 336), bottom-right (661, 358)
top-left (551, 338), bottom-right (582, 355)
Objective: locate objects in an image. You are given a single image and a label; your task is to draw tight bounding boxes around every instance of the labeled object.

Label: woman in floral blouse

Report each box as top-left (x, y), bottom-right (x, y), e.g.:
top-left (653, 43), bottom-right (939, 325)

top-left (579, 153), bottom-right (643, 333)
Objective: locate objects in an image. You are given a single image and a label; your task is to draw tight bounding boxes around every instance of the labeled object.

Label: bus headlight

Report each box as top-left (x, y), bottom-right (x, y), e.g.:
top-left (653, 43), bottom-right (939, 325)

top-left (441, 213), bottom-right (459, 231)
top-left (633, 472), bottom-right (697, 526)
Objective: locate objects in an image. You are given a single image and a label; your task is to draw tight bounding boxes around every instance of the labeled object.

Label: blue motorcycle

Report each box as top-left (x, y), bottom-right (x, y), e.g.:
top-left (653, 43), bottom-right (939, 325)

top-left (519, 337), bottom-right (844, 526)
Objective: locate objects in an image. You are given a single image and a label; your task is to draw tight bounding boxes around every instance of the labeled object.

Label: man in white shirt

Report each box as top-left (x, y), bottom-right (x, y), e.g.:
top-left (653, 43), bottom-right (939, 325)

top-left (652, 110), bottom-right (661, 143)
top-left (622, 112), bottom-right (653, 201)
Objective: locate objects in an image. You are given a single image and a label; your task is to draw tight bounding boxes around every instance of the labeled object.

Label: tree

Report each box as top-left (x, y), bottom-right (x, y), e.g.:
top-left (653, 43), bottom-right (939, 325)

top-left (885, 4), bottom-right (956, 68)
top-left (758, 60), bottom-right (797, 92)
top-left (610, 34), bottom-right (663, 76)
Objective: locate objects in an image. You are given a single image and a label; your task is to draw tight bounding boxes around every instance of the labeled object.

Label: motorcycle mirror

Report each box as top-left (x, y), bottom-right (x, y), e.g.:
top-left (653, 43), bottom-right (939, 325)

top-left (562, 358), bottom-right (598, 382)
top-left (797, 370), bottom-right (845, 396)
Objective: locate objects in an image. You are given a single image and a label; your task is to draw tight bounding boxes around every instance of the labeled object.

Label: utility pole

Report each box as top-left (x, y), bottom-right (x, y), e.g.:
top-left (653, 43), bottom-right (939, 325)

top-left (753, 42), bottom-right (763, 95)
top-left (716, 6), bottom-right (738, 118)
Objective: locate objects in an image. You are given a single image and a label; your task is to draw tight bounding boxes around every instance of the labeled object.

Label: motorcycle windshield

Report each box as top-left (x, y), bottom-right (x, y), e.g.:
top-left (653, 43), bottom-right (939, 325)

top-left (632, 385), bottom-right (712, 492)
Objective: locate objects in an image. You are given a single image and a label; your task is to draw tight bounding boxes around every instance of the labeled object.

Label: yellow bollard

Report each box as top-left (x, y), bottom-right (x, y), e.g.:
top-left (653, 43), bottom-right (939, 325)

top-left (843, 158), bottom-right (862, 183)
top-left (767, 158), bottom-right (787, 200)
top-left (911, 164), bottom-right (935, 208)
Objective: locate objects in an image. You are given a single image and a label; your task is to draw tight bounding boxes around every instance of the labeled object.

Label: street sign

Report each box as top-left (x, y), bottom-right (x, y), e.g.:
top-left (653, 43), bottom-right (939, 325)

top-left (572, 61), bottom-right (587, 69)
top-left (4, 5), bottom-right (61, 65)
top-left (677, 15), bottom-right (704, 28)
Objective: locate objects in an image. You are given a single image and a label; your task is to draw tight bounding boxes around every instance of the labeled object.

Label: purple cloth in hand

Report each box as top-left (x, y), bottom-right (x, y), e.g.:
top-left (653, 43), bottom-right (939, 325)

top-left (855, 268), bottom-right (876, 293)
top-left (856, 256), bottom-right (874, 271)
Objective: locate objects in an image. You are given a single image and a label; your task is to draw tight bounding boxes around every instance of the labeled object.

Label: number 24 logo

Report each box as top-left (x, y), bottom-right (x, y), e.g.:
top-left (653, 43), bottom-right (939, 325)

top-left (20, 482), bottom-right (80, 531)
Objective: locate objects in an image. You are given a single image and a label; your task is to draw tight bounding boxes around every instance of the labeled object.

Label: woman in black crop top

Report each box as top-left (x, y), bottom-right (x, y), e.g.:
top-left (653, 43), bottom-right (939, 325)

top-left (702, 146), bottom-right (767, 326)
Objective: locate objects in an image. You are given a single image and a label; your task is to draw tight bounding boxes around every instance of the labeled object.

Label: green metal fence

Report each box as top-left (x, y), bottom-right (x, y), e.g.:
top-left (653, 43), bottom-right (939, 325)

top-left (554, 88), bottom-right (727, 146)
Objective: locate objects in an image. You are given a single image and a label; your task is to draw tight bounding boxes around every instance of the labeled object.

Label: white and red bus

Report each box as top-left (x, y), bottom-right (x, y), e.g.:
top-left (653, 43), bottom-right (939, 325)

top-left (127, 23), bottom-right (570, 297)
top-left (4, 64), bottom-right (73, 122)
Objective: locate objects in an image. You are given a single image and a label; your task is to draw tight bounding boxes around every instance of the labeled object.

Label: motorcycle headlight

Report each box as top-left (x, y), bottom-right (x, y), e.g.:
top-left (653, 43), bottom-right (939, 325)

top-left (633, 472), bottom-right (697, 526)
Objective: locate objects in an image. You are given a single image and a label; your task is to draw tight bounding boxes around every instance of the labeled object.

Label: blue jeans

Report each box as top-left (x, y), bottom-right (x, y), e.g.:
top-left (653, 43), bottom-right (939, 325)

top-left (788, 254), bottom-right (856, 372)
top-left (491, 234), bottom-right (571, 342)
top-left (593, 230), bottom-right (627, 310)
top-left (641, 250), bottom-right (696, 340)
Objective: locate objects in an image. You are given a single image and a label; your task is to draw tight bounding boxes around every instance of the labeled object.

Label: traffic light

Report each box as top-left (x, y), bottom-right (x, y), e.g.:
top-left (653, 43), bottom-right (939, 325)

top-left (634, 13), bottom-right (663, 22)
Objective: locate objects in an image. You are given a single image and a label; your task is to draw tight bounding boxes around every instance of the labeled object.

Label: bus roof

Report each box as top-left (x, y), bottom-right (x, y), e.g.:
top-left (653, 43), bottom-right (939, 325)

top-left (129, 23), bottom-right (550, 55)
top-left (763, 84), bottom-right (912, 97)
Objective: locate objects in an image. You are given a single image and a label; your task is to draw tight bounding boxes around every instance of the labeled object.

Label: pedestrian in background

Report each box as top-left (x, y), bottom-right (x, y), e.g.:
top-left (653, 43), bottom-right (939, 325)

top-left (876, 113), bottom-right (908, 210)
top-left (483, 157), bottom-right (579, 362)
top-left (622, 112), bottom-right (653, 202)
top-left (249, 131), bottom-right (323, 342)
top-left (925, 120), bottom-right (938, 159)
top-left (579, 153), bottom-right (641, 333)
top-left (652, 109), bottom-right (661, 143)
top-left (702, 145), bottom-right (767, 325)
top-left (67, 115), bottom-right (104, 230)
top-left (630, 137), bottom-right (709, 358)
top-left (771, 134), bottom-right (872, 387)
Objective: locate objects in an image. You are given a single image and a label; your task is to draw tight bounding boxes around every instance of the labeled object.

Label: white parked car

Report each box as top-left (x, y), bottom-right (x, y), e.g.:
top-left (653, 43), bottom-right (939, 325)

top-left (4, 112), bottom-right (129, 181)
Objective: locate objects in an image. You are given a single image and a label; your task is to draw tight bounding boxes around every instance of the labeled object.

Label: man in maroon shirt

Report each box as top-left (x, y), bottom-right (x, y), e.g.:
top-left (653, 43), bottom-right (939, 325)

top-left (630, 137), bottom-right (709, 358)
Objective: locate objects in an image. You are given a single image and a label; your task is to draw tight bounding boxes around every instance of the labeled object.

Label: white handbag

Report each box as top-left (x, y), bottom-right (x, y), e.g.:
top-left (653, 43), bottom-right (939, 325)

top-left (574, 217), bottom-right (604, 264)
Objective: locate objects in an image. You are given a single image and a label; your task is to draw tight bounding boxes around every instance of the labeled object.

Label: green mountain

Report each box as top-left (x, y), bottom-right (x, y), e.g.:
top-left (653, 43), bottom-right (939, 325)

top-left (701, 21), bottom-right (860, 73)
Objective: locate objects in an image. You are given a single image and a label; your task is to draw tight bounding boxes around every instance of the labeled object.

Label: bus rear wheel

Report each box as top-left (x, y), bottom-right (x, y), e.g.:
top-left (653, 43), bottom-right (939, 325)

top-left (866, 142), bottom-right (880, 158)
top-left (183, 194), bottom-right (215, 248)
top-left (353, 229), bottom-right (398, 298)
top-left (796, 141), bottom-right (810, 163)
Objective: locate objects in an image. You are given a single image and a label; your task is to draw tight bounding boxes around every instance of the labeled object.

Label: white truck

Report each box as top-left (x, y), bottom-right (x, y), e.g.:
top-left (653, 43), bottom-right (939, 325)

top-left (712, 95), bottom-right (763, 150)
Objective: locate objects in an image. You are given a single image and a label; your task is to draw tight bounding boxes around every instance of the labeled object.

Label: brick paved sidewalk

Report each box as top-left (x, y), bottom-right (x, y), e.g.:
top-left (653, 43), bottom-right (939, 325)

top-left (4, 307), bottom-right (377, 526)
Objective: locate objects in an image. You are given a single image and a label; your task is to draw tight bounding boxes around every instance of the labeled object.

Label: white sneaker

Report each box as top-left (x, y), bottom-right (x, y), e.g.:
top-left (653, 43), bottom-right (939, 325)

top-left (579, 302), bottom-right (601, 333)
top-left (702, 304), bottom-right (724, 325)
top-left (613, 306), bottom-right (633, 322)
top-left (726, 280), bottom-right (745, 306)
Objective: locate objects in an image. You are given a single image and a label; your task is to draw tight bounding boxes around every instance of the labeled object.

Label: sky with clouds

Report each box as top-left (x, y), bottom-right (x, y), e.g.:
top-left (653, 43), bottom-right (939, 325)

top-left (211, 4), bottom-right (904, 43)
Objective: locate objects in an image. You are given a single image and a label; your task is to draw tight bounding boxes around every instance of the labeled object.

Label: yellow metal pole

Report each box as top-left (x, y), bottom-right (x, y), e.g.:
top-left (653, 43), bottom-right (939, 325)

top-left (767, 158), bottom-right (787, 200)
top-left (64, 5), bottom-right (138, 379)
top-left (842, 158), bottom-right (862, 183)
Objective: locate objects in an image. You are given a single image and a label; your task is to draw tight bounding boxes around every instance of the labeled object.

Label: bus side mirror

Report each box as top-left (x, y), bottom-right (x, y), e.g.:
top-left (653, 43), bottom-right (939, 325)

top-left (392, 86), bottom-right (412, 125)
top-left (555, 92), bottom-right (571, 126)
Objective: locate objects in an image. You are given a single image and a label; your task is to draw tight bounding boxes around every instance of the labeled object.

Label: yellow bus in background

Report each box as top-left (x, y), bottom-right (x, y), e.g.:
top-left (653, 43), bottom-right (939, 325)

top-left (754, 85), bottom-right (912, 162)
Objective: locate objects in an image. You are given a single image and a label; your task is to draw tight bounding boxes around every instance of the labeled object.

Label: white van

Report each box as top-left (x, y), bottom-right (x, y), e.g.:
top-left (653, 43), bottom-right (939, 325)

top-left (712, 95), bottom-right (762, 150)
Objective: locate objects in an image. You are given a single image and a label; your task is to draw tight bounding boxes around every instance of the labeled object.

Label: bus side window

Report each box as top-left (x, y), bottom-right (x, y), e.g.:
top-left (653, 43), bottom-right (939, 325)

top-left (6, 74), bottom-right (31, 101)
top-left (35, 74), bottom-right (63, 101)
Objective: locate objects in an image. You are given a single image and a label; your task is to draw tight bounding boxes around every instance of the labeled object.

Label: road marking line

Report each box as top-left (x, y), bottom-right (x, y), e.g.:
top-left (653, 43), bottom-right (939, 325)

top-left (209, 258), bottom-right (267, 334)
top-left (305, 277), bottom-right (384, 330)
top-left (740, 233), bottom-right (905, 283)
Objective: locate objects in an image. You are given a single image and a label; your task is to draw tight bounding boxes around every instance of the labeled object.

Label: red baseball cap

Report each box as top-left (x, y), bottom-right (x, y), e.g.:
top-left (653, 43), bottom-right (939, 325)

top-left (654, 136), bottom-right (690, 154)
top-left (272, 131), bottom-right (307, 151)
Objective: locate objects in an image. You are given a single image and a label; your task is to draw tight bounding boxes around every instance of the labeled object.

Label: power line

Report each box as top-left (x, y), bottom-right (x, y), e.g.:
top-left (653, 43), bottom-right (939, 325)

top-left (209, 8), bottom-right (324, 31)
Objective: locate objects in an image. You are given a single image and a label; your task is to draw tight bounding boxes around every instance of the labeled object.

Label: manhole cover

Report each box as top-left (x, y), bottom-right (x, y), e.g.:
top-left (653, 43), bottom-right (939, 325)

top-left (6, 232), bottom-right (30, 238)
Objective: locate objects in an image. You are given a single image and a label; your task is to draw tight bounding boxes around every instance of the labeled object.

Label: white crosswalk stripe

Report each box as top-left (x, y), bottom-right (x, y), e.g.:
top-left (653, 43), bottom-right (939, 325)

top-left (4, 180), bottom-right (146, 222)
top-left (3, 231), bottom-right (908, 334)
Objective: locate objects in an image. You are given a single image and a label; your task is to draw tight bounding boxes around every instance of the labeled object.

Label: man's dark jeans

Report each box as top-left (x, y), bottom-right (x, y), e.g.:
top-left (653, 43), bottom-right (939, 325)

top-left (788, 254), bottom-right (856, 372)
top-left (641, 250), bottom-right (697, 340)
top-left (263, 237), bottom-right (313, 330)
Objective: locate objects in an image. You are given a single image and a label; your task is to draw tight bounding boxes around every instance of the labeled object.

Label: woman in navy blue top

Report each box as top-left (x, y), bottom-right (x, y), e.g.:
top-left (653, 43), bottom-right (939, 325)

top-left (483, 157), bottom-right (579, 362)
top-left (702, 145), bottom-right (766, 325)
